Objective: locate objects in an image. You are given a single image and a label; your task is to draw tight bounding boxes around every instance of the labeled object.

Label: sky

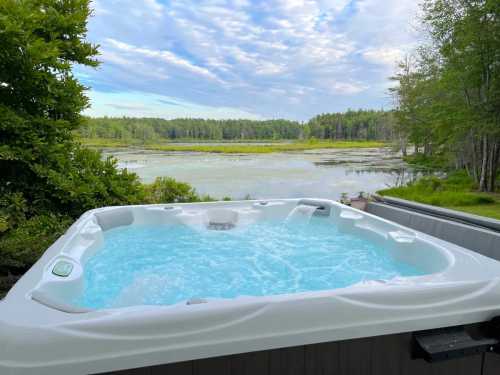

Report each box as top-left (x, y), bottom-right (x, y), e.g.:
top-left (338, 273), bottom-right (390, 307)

top-left (79, 0), bottom-right (421, 121)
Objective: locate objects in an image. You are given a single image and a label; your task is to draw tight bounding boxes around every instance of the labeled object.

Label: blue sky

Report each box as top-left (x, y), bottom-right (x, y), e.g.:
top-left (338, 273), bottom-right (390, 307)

top-left (79, 0), bottom-right (420, 121)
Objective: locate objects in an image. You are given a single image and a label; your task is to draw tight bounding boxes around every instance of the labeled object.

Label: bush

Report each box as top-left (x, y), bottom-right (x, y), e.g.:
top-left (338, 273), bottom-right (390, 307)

top-left (444, 171), bottom-right (476, 190)
top-left (0, 214), bottom-right (72, 274)
top-left (144, 177), bottom-right (204, 204)
top-left (0, 191), bottom-right (28, 232)
top-left (0, 139), bottom-right (146, 273)
top-left (35, 145), bottom-right (145, 217)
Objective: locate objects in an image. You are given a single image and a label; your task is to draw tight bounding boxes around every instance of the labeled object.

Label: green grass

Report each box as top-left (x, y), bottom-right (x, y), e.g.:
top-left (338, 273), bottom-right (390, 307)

top-left (145, 141), bottom-right (386, 153)
top-left (79, 138), bottom-right (386, 153)
top-left (378, 172), bottom-right (500, 220)
top-left (451, 203), bottom-right (500, 220)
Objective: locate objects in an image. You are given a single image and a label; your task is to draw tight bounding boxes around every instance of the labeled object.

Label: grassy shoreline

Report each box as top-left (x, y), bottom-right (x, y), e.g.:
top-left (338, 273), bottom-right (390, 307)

top-left (450, 203), bottom-right (500, 219)
top-left (378, 173), bottom-right (500, 220)
top-left (79, 138), bottom-right (387, 153)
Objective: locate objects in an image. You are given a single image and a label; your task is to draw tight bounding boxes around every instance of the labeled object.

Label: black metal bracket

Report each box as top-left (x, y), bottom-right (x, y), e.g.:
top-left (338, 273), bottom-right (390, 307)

top-left (412, 323), bottom-right (500, 363)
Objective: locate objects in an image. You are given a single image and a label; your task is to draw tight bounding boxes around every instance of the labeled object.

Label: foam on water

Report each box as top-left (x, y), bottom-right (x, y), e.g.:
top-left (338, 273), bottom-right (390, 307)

top-left (74, 218), bottom-right (424, 309)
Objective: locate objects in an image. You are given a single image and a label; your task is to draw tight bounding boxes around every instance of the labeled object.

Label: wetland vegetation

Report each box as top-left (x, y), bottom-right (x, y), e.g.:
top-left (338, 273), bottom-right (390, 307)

top-left (81, 138), bottom-right (386, 154)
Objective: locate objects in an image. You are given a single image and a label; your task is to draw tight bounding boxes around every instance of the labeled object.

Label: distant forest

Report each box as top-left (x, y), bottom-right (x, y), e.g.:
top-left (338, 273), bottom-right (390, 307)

top-left (77, 110), bottom-right (395, 141)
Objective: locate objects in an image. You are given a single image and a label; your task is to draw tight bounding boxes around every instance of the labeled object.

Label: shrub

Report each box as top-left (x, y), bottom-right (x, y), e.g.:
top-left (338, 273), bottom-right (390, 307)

top-left (0, 214), bottom-right (72, 274)
top-left (0, 191), bottom-right (28, 231)
top-left (444, 171), bottom-right (476, 190)
top-left (144, 177), bottom-right (202, 204)
top-left (35, 145), bottom-right (145, 217)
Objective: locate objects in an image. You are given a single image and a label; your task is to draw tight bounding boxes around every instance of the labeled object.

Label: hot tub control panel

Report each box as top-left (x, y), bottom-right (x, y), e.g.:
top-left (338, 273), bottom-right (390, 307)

top-left (52, 260), bottom-right (73, 277)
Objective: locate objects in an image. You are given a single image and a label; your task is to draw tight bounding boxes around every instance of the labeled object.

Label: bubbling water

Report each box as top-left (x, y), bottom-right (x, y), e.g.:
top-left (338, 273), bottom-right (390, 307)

top-left (74, 218), bottom-right (424, 309)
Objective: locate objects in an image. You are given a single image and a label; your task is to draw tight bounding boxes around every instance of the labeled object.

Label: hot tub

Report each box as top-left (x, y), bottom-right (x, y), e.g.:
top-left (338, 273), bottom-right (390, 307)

top-left (2, 198), bottom-right (500, 375)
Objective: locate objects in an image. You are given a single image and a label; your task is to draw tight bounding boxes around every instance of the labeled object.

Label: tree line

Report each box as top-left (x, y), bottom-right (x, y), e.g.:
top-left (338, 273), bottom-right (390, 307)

top-left (391, 0), bottom-right (500, 192)
top-left (77, 109), bottom-right (395, 141)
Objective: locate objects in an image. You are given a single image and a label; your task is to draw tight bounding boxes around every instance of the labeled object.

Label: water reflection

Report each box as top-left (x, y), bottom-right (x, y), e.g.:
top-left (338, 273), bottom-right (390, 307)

top-left (344, 168), bottom-right (424, 189)
top-left (103, 147), bottom-right (416, 200)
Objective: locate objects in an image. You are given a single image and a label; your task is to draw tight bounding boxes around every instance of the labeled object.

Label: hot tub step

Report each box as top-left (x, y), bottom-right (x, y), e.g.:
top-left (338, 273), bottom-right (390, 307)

top-left (412, 326), bottom-right (499, 363)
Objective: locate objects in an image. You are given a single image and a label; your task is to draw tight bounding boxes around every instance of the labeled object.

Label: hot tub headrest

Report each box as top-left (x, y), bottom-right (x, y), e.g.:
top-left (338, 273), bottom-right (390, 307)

top-left (95, 209), bottom-right (134, 231)
top-left (206, 208), bottom-right (238, 230)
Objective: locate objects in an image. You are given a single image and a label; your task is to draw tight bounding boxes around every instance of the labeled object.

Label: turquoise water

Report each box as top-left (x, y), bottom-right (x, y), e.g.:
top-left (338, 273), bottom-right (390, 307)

top-left (75, 219), bottom-right (424, 309)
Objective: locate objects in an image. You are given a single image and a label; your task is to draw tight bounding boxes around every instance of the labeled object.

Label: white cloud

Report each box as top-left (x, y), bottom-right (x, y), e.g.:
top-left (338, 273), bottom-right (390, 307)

top-left (83, 0), bottom-right (421, 119)
top-left (330, 81), bottom-right (369, 95)
top-left (233, 0), bottom-right (251, 7)
top-left (85, 91), bottom-right (263, 120)
top-left (127, 0), bottom-right (164, 19)
top-left (99, 50), bottom-right (170, 80)
top-left (144, 0), bottom-right (164, 15)
top-left (91, 0), bottom-right (110, 15)
top-left (94, 0), bottom-right (165, 25)
top-left (255, 62), bottom-right (286, 76)
top-left (362, 47), bottom-right (404, 66)
top-left (105, 38), bottom-right (219, 81)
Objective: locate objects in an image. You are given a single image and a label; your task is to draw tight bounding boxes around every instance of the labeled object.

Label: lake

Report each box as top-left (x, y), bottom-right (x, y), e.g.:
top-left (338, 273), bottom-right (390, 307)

top-left (103, 147), bottom-right (414, 201)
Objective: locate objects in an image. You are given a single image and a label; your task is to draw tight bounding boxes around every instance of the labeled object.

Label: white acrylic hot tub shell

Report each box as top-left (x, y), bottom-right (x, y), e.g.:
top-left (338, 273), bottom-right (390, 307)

top-left (1, 198), bottom-right (500, 375)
